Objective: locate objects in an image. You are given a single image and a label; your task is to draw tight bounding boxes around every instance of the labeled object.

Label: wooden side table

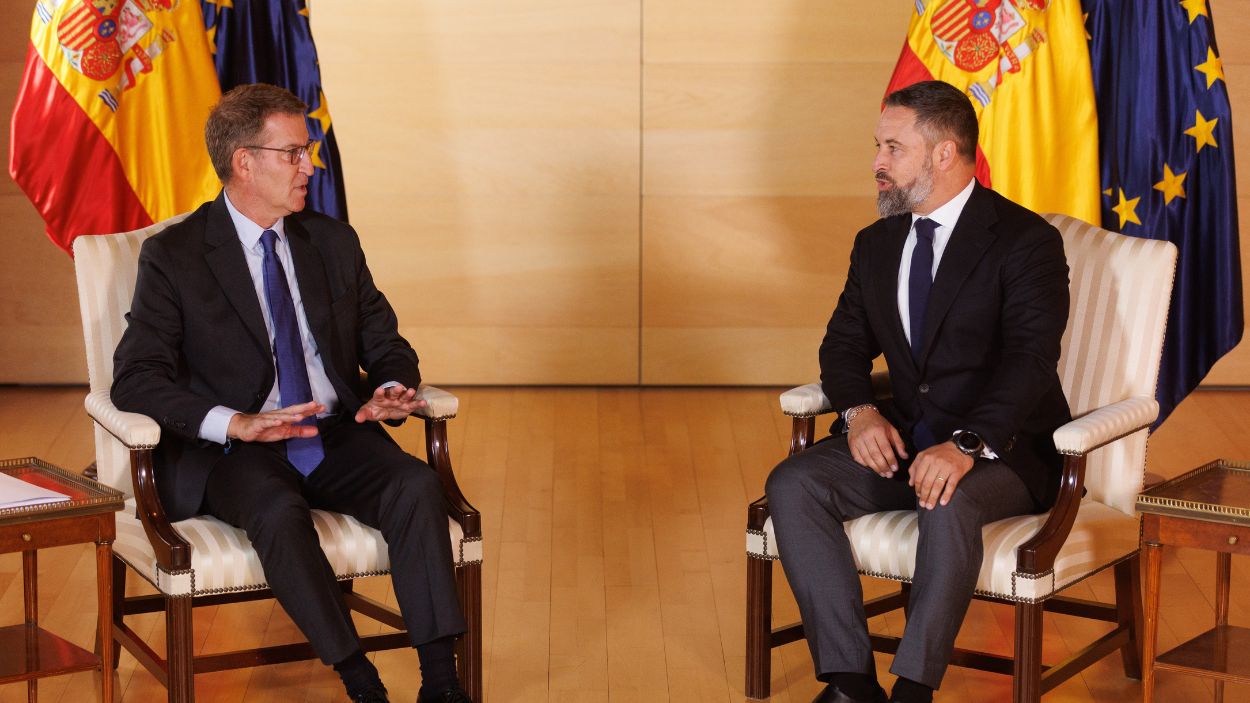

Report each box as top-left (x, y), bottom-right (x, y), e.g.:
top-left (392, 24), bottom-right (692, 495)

top-left (0, 457), bottom-right (124, 702)
top-left (1137, 459), bottom-right (1250, 703)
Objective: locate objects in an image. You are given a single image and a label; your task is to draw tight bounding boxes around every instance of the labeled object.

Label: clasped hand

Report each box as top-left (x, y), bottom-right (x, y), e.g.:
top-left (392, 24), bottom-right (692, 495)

top-left (847, 408), bottom-right (974, 509)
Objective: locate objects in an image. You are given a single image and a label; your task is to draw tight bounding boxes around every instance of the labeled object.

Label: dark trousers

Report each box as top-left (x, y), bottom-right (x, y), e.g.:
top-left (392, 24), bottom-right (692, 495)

top-left (765, 436), bottom-right (1035, 688)
top-left (202, 419), bottom-right (467, 665)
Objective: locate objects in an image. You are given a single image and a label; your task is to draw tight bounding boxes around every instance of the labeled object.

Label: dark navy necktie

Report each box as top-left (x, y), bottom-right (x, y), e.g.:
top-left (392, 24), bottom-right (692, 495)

top-left (908, 218), bottom-right (938, 360)
top-left (260, 230), bottom-right (324, 476)
top-left (908, 218), bottom-right (938, 451)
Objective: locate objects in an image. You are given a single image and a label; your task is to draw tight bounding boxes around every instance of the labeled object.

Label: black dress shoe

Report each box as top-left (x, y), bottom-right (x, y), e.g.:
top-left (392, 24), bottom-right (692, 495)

top-left (811, 683), bottom-right (888, 703)
top-left (351, 685), bottom-right (389, 703)
top-left (417, 686), bottom-right (473, 703)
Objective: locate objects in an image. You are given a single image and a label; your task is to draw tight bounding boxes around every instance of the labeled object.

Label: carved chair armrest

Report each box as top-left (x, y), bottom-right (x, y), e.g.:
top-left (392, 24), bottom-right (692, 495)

top-left (780, 373), bottom-right (892, 456)
top-left (415, 386), bottom-right (480, 540)
top-left (84, 390), bottom-right (191, 571)
top-left (1052, 396), bottom-right (1158, 456)
top-left (1016, 397), bottom-right (1159, 576)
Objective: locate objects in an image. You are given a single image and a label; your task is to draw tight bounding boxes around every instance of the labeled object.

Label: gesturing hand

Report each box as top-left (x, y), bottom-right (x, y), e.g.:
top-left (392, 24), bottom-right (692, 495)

top-left (227, 401), bottom-right (324, 442)
top-left (847, 407), bottom-right (909, 478)
top-left (354, 384), bottom-right (429, 423)
top-left (908, 441), bottom-right (975, 509)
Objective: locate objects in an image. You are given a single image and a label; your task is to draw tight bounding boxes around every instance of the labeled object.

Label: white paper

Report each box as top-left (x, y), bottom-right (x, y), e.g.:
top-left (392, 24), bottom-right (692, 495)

top-left (0, 471), bottom-right (71, 510)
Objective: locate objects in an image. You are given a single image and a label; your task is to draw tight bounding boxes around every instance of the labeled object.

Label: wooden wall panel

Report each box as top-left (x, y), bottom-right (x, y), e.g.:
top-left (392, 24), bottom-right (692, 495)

top-left (1, 0), bottom-right (1248, 386)
top-left (640, 0), bottom-right (912, 384)
top-left (308, 1), bottom-right (642, 384)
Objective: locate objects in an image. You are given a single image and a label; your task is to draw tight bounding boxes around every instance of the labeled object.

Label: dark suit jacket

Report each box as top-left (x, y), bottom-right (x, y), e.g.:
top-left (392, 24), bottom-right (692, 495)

top-left (112, 193), bottom-right (420, 522)
top-left (819, 183), bottom-right (1071, 510)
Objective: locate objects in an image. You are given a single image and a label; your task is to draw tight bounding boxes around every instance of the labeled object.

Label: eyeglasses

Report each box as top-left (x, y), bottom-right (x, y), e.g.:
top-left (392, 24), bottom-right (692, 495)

top-left (242, 140), bottom-right (313, 165)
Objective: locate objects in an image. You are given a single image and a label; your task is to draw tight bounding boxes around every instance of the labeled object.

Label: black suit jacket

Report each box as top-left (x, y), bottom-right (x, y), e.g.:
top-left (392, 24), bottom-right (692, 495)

top-left (819, 183), bottom-right (1071, 510)
top-left (112, 193), bottom-right (420, 521)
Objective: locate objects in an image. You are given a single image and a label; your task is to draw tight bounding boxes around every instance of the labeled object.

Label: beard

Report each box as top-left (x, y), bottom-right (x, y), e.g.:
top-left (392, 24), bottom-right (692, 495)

top-left (876, 158), bottom-right (935, 218)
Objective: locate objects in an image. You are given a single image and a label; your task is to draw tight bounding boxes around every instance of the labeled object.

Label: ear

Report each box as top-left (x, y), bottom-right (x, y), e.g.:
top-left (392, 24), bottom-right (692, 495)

top-left (230, 147), bottom-right (252, 183)
top-left (932, 139), bottom-right (958, 172)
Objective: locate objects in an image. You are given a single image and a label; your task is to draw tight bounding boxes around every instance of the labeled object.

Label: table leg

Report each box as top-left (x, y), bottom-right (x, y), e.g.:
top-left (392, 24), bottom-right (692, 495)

top-left (1142, 541), bottom-right (1163, 703)
top-left (23, 550), bottom-right (37, 703)
top-left (1214, 551), bottom-right (1231, 703)
top-left (97, 542), bottom-right (114, 703)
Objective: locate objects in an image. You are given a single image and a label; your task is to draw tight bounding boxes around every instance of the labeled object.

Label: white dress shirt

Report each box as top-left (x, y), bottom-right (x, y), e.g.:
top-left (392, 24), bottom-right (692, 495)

top-left (896, 177), bottom-right (977, 345)
top-left (197, 192), bottom-right (341, 444)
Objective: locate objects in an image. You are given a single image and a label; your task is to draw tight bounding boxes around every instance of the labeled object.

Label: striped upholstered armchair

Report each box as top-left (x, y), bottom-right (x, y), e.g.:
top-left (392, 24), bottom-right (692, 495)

top-left (72, 215), bottom-right (483, 702)
top-left (745, 214), bottom-right (1177, 702)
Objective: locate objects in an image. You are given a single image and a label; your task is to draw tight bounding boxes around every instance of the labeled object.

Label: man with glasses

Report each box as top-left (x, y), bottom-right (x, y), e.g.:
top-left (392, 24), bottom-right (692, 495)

top-left (112, 83), bottom-right (471, 703)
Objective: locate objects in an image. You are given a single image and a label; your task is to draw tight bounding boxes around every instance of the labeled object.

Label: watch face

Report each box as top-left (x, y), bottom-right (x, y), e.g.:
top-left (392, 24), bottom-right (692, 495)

top-left (957, 431), bottom-right (981, 452)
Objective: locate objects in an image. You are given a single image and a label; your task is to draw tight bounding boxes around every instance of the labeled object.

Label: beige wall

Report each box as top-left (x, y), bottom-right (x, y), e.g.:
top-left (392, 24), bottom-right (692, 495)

top-left (2, 0), bottom-right (1248, 386)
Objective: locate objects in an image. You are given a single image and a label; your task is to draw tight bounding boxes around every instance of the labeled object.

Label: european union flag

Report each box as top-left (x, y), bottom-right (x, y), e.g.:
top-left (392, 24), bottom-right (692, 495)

top-left (202, 0), bottom-right (349, 222)
top-left (1083, 0), bottom-right (1242, 427)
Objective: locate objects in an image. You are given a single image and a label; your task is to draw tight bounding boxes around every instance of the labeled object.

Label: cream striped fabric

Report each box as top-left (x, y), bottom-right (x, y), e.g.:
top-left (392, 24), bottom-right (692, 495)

top-left (114, 498), bottom-right (482, 596)
top-left (1049, 214), bottom-right (1176, 514)
top-left (74, 217), bottom-right (482, 596)
top-left (749, 500), bottom-right (1138, 602)
top-left (74, 216), bottom-right (188, 494)
top-left (751, 216), bottom-right (1177, 601)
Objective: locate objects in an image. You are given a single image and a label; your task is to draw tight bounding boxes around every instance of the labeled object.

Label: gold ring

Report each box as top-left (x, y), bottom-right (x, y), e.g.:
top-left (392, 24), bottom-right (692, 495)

top-left (936, 475), bottom-right (946, 482)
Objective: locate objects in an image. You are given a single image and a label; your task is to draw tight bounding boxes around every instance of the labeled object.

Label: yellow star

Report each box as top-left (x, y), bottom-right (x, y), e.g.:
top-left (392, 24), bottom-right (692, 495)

top-left (1112, 189), bottom-right (1142, 229)
top-left (1153, 164), bottom-right (1187, 205)
top-left (308, 91), bottom-right (332, 134)
top-left (1180, 0), bottom-right (1209, 24)
top-left (206, 25), bottom-right (216, 54)
top-left (1194, 47), bottom-right (1225, 89)
top-left (1184, 109), bottom-right (1219, 152)
top-left (1083, 12), bottom-right (1091, 41)
top-left (1102, 188), bottom-right (1112, 197)
top-left (309, 140), bottom-right (326, 170)
top-left (204, 0), bottom-right (234, 8)
top-left (299, 0), bottom-right (310, 17)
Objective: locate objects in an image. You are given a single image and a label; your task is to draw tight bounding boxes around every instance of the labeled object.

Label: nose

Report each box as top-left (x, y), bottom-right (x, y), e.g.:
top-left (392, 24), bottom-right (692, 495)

top-left (298, 150), bottom-right (314, 176)
top-left (872, 148), bottom-right (888, 175)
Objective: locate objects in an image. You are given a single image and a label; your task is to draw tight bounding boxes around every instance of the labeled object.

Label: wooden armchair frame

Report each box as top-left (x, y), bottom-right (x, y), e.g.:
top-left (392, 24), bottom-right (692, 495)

top-left (92, 409), bottom-right (483, 702)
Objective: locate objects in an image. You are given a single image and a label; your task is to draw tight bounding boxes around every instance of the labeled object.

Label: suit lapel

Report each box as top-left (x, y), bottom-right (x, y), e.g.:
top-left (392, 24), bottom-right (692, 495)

top-left (916, 184), bottom-right (998, 364)
top-left (285, 217), bottom-right (339, 382)
top-left (873, 214), bottom-right (916, 373)
top-left (203, 194), bottom-right (271, 354)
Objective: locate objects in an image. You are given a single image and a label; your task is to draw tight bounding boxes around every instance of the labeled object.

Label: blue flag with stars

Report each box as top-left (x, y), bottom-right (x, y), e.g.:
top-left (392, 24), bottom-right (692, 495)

top-left (1084, 0), bottom-right (1243, 427)
top-left (202, 0), bottom-right (348, 222)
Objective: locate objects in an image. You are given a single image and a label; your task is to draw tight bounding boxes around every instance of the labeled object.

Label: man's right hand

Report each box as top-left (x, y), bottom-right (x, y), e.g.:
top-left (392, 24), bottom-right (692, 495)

top-left (227, 401), bottom-right (324, 443)
top-left (847, 407), bottom-right (909, 477)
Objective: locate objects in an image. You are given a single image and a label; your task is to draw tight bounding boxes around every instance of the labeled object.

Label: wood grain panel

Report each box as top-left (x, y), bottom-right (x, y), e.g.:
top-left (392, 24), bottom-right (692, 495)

top-left (643, 62), bottom-right (893, 196)
top-left (407, 326), bottom-right (637, 385)
top-left (644, 0), bottom-right (913, 64)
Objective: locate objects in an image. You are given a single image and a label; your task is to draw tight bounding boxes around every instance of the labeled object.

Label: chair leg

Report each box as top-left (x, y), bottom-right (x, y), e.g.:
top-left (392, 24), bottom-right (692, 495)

top-left (1114, 555), bottom-right (1144, 679)
top-left (455, 562), bottom-right (483, 702)
top-left (1012, 601), bottom-right (1043, 703)
top-left (166, 596), bottom-right (195, 703)
top-left (746, 554), bottom-right (773, 700)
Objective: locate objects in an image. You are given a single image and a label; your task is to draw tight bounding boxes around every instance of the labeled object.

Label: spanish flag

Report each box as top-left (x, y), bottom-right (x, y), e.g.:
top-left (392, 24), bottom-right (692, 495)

top-left (885, 0), bottom-right (1100, 223)
top-left (9, 0), bottom-right (221, 254)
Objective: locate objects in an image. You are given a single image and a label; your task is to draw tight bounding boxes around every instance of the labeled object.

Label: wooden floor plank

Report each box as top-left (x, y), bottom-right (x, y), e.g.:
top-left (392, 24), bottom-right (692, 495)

top-left (2, 386), bottom-right (1249, 701)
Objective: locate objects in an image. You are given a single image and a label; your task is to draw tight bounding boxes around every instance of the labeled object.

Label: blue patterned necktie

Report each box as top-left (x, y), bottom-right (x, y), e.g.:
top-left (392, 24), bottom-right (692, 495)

top-left (908, 218), bottom-right (938, 450)
top-left (260, 230), bottom-right (324, 476)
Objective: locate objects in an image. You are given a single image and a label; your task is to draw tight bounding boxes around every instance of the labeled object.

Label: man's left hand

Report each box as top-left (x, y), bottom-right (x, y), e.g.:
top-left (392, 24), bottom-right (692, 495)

top-left (909, 441), bottom-right (975, 510)
top-left (354, 384), bottom-right (429, 423)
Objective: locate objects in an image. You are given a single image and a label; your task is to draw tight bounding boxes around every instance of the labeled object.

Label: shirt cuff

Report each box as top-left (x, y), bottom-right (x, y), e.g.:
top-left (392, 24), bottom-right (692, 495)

top-left (199, 405), bottom-right (240, 445)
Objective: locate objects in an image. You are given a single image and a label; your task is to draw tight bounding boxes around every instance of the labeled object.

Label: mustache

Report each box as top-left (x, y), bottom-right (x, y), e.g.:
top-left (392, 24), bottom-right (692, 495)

top-left (875, 171), bottom-right (894, 185)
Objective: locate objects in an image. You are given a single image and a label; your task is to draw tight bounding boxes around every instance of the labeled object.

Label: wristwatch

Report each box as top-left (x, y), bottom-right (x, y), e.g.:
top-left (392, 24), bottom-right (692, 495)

top-left (951, 429), bottom-right (985, 457)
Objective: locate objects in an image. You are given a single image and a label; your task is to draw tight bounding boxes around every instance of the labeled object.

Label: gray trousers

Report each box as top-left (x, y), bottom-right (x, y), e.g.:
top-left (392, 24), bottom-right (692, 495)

top-left (765, 436), bottom-right (1035, 688)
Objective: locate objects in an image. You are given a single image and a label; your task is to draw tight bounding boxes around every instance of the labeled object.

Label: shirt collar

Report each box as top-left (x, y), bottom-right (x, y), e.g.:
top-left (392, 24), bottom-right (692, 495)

top-left (911, 177), bottom-right (977, 231)
top-left (222, 189), bottom-right (286, 251)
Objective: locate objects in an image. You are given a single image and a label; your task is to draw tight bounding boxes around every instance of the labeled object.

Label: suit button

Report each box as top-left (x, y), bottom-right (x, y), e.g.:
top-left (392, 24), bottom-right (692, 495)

top-left (919, 383), bottom-right (930, 394)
